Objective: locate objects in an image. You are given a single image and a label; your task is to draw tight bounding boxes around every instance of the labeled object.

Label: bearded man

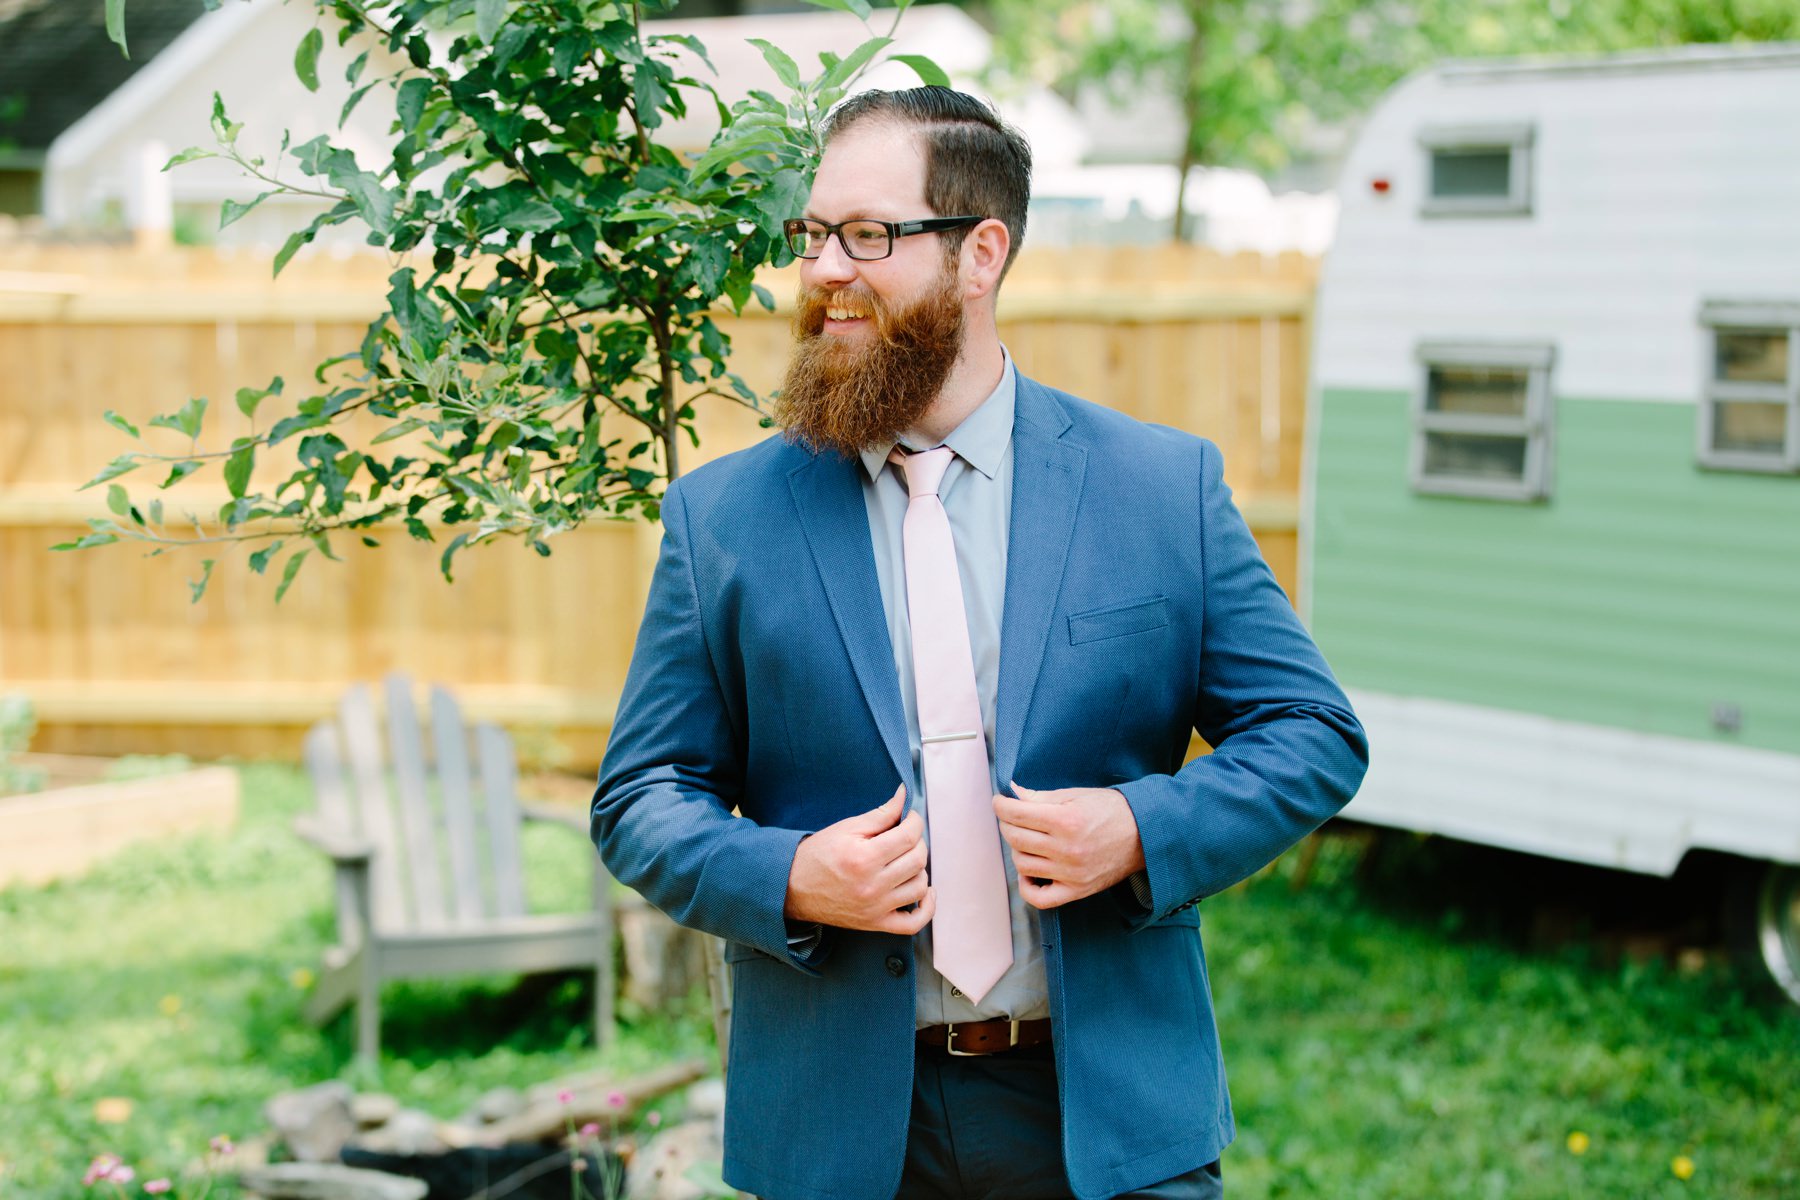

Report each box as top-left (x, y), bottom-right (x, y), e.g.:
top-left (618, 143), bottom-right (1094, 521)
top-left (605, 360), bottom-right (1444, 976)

top-left (591, 87), bottom-right (1367, 1200)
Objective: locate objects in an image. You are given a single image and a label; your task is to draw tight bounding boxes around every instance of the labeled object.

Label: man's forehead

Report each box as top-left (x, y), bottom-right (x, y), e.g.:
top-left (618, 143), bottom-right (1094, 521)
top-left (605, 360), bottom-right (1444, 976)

top-left (805, 121), bottom-right (930, 219)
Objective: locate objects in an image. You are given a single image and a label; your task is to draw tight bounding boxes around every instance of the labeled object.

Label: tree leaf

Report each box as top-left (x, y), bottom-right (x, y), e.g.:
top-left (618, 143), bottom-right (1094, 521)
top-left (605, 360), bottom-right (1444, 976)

top-left (396, 77), bottom-right (432, 133)
top-left (148, 396), bottom-right (207, 440)
top-left (188, 559), bottom-right (216, 604)
top-left (476, 0), bottom-right (507, 44)
top-left (272, 228), bottom-right (312, 278)
top-left (220, 193), bottom-right (269, 230)
top-left (103, 410), bottom-right (140, 439)
top-left (52, 532), bottom-right (120, 551)
top-left (105, 0), bottom-right (129, 57)
top-left (162, 147), bottom-right (214, 171)
top-left (274, 548), bottom-right (311, 603)
top-left (295, 26), bottom-right (323, 92)
top-left (106, 484), bottom-right (131, 517)
top-left (82, 456), bottom-right (140, 490)
top-left (747, 39), bottom-right (802, 90)
top-left (820, 36), bottom-right (890, 91)
top-left (224, 440), bottom-right (256, 498)
top-left (340, 82), bottom-right (376, 126)
top-left (161, 461), bottom-right (202, 488)
top-left (247, 539), bottom-right (285, 575)
top-left (802, 0), bottom-right (874, 20)
top-left (495, 199), bottom-right (561, 232)
top-left (888, 53), bottom-right (950, 88)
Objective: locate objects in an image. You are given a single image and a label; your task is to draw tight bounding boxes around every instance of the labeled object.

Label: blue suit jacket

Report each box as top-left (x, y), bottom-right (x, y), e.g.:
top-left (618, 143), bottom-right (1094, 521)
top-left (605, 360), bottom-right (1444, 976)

top-left (592, 375), bottom-right (1368, 1200)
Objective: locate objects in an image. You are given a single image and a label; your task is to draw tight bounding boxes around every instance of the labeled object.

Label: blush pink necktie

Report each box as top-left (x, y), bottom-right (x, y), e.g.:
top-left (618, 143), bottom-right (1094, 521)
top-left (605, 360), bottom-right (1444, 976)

top-left (892, 446), bottom-right (1013, 1003)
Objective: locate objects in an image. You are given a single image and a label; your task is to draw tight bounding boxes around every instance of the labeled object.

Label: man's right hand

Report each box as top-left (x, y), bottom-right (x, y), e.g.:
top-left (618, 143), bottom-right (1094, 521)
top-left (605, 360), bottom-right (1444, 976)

top-left (784, 785), bottom-right (935, 934)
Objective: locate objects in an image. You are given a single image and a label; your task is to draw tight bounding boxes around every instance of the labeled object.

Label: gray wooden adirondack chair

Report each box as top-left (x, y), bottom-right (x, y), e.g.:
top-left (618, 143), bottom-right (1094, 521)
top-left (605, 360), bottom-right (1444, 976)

top-left (295, 674), bottom-right (614, 1061)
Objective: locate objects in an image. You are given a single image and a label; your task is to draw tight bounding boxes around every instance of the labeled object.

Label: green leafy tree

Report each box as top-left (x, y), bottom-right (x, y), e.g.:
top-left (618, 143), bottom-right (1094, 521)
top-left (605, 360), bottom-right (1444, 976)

top-left (979, 0), bottom-right (1800, 240)
top-left (75, 0), bottom-right (946, 598)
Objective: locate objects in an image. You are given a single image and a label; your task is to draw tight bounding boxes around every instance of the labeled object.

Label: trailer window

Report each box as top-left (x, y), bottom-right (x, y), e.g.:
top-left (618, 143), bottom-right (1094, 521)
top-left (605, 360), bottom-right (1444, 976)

top-left (1411, 342), bottom-right (1555, 500)
top-left (1698, 302), bottom-right (1799, 473)
top-left (1419, 124), bottom-right (1533, 217)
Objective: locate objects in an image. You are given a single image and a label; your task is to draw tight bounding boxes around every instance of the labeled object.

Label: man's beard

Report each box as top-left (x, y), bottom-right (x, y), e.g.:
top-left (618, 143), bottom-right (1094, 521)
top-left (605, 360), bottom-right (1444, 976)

top-left (774, 267), bottom-right (966, 458)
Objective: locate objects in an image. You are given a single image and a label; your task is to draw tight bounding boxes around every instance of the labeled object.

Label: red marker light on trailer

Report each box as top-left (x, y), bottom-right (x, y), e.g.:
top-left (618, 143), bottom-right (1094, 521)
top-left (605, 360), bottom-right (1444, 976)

top-left (1371, 177), bottom-right (1392, 194)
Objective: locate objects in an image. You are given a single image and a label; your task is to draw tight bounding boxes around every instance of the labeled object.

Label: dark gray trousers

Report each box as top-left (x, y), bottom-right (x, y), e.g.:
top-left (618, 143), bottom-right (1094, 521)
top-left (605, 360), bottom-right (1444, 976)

top-left (894, 1044), bottom-right (1225, 1200)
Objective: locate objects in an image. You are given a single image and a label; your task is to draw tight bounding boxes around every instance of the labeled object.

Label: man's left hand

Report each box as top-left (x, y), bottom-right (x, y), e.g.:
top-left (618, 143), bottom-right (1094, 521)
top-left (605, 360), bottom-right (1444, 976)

top-left (993, 784), bottom-right (1147, 909)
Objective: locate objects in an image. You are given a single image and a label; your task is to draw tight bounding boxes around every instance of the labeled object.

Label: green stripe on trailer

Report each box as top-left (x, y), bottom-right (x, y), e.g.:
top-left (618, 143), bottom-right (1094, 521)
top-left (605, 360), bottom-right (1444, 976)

top-left (1310, 388), bottom-right (1800, 756)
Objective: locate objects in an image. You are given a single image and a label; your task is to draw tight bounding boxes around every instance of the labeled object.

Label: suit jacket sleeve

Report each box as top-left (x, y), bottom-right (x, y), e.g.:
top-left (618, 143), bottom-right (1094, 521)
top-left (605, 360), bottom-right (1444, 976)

top-left (590, 480), bottom-right (821, 972)
top-left (1115, 440), bottom-right (1368, 927)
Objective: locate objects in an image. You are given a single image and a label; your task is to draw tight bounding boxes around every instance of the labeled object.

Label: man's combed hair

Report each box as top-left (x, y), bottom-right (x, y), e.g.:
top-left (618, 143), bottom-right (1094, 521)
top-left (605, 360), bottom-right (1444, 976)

top-left (821, 87), bottom-right (1033, 279)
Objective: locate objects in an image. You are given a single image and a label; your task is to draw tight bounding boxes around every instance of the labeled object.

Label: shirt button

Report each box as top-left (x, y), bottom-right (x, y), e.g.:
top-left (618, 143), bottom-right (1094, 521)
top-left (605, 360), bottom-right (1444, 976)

top-left (885, 955), bottom-right (907, 977)
top-left (950, 987), bottom-right (964, 998)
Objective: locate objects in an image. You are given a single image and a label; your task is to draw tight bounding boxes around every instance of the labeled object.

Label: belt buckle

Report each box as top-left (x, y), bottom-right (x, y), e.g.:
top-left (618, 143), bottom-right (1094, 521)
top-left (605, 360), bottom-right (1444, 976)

top-left (946, 1019), bottom-right (1018, 1057)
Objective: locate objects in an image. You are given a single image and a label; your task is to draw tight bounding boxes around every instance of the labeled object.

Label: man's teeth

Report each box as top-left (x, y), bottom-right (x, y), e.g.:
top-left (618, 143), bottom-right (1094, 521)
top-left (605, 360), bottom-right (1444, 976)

top-left (826, 307), bottom-right (867, 321)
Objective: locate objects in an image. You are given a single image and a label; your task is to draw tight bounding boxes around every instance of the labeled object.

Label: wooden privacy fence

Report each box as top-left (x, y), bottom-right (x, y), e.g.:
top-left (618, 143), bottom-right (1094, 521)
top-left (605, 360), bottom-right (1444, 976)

top-left (0, 241), bottom-right (1315, 763)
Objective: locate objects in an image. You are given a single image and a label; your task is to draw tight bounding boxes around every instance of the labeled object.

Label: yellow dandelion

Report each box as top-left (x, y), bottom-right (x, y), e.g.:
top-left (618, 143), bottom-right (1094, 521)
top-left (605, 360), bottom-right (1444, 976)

top-left (289, 966), bottom-right (316, 990)
top-left (1671, 1155), bottom-right (1695, 1181)
top-left (94, 1097), bottom-right (133, 1124)
top-left (158, 994), bottom-right (182, 1016)
top-left (1566, 1131), bottom-right (1589, 1155)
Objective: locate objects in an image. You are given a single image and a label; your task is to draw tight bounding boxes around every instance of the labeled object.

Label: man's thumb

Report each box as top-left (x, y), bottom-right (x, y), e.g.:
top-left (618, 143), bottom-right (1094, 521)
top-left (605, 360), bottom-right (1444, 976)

top-left (851, 784), bottom-right (906, 830)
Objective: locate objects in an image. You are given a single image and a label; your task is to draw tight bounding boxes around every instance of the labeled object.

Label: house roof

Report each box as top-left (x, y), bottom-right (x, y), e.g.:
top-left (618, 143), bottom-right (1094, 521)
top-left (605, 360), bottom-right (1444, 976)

top-left (0, 0), bottom-right (206, 159)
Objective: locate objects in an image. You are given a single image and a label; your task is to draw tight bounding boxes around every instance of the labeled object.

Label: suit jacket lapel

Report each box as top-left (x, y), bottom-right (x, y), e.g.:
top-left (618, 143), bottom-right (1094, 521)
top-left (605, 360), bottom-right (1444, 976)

top-left (995, 378), bottom-right (1087, 790)
top-left (787, 452), bottom-right (912, 786)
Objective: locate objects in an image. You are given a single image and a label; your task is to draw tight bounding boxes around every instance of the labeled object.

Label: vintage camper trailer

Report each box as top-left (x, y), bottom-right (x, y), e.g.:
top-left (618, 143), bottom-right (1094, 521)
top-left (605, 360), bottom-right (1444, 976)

top-left (1306, 44), bottom-right (1800, 1001)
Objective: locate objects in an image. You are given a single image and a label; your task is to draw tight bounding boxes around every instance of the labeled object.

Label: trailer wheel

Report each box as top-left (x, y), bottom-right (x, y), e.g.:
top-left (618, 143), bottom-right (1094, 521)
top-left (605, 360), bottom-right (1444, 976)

top-left (1751, 863), bottom-right (1800, 1007)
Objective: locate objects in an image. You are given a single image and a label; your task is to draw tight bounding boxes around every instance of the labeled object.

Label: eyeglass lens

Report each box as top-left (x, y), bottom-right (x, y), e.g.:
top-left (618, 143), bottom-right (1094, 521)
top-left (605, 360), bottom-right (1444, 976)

top-left (787, 220), bottom-right (893, 261)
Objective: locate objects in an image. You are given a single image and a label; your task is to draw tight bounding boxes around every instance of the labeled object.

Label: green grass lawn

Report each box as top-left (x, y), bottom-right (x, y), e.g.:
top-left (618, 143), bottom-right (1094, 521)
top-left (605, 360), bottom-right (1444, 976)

top-left (1, 764), bottom-right (1795, 1198)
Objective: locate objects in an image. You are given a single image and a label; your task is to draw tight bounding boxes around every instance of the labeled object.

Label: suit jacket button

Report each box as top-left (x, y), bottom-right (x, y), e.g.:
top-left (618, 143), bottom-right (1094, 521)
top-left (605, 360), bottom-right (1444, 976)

top-left (885, 955), bottom-right (907, 977)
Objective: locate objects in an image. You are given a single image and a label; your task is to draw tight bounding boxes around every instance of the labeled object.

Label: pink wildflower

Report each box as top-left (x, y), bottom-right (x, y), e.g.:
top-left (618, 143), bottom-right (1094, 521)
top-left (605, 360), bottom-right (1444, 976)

top-left (209, 1135), bottom-right (234, 1156)
top-left (144, 1181), bottom-right (173, 1195)
top-left (646, 1111), bottom-right (662, 1128)
top-left (82, 1155), bottom-right (122, 1186)
top-left (110, 1166), bottom-right (136, 1185)
top-left (579, 1122), bottom-right (601, 1139)
top-left (557, 1089), bottom-right (575, 1105)
top-left (606, 1090), bottom-right (626, 1109)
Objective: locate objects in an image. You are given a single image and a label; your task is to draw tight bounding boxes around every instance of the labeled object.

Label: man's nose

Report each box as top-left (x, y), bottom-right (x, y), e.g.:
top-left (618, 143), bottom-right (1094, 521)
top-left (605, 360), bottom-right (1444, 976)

top-left (801, 231), bottom-right (859, 288)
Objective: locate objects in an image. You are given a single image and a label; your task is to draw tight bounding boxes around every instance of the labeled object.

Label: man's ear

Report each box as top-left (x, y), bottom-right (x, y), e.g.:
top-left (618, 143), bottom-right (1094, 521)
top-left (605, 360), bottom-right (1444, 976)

top-left (961, 218), bottom-right (1010, 301)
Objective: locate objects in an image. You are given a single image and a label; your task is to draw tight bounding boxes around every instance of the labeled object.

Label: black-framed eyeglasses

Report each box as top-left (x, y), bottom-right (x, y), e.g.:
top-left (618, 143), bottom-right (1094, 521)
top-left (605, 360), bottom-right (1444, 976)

top-left (783, 216), bottom-right (984, 262)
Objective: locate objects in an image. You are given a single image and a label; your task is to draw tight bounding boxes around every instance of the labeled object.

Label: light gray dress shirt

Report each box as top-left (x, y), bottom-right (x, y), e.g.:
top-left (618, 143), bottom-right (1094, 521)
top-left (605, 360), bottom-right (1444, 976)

top-left (851, 352), bottom-right (1053, 1028)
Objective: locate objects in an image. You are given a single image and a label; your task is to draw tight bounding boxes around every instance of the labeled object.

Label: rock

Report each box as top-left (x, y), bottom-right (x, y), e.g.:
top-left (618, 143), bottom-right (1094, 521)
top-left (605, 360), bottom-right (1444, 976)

top-left (351, 1093), bottom-right (400, 1128)
top-left (626, 1120), bottom-right (725, 1200)
top-left (618, 897), bottom-right (711, 1013)
top-left (683, 1078), bottom-right (725, 1120)
top-left (473, 1085), bottom-right (527, 1124)
top-left (353, 1109), bottom-right (447, 1156)
top-left (264, 1081), bottom-right (355, 1163)
top-left (236, 1162), bottom-right (428, 1200)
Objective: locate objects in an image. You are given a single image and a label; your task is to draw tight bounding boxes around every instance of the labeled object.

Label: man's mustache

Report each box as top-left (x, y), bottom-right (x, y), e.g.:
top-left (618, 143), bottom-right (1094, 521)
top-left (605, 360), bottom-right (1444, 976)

top-left (796, 285), bottom-right (885, 338)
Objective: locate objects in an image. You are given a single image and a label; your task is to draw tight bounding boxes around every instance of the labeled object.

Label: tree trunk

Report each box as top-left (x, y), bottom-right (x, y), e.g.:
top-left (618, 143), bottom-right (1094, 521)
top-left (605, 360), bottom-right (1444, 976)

top-left (1171, 0), bottom-right (1209, 243)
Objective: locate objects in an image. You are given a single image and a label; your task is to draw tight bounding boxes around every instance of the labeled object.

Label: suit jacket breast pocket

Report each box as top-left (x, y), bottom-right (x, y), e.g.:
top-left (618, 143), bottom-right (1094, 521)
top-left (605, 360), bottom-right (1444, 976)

top-left (1067, 595), bottom-right (1170, 645)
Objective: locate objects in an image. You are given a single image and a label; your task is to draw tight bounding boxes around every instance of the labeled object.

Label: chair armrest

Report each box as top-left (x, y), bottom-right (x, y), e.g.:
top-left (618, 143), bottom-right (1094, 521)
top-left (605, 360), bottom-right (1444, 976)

top-left (292, 815), bottom-right (375, 864)
top-left (520, 802), bottom-right (588, 833)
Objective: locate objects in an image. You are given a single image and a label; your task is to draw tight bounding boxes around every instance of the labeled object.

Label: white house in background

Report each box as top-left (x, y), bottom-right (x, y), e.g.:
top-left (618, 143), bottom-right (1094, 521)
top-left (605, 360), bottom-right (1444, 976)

top-left (42, 0), bottom-right (407, 248)
top-left (39, 0), bottom-right (1329, 254)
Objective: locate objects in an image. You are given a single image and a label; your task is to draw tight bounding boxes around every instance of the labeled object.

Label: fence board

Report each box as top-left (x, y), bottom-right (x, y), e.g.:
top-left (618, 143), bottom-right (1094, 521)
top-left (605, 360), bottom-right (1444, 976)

top-left (0, 244), bottom-right (1316, 763)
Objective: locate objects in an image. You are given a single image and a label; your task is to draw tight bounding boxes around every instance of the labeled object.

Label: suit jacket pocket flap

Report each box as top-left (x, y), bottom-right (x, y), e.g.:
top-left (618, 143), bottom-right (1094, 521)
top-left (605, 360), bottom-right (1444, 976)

top-left (1068, 595), bottom-right (1170, 645)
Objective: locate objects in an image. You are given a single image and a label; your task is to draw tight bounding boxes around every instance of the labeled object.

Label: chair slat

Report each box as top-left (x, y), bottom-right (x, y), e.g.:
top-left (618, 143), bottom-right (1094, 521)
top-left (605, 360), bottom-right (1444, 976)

top-left (338, 683), bottom-right (407, 932)
top-left (477, 723), bottom-right (527, 918)
top-left (384, 674), bottom-right (447, 931)
top-left (430, 686), bottom-right (486, 923)
top-left (303, 722), bottom-right (363, 951)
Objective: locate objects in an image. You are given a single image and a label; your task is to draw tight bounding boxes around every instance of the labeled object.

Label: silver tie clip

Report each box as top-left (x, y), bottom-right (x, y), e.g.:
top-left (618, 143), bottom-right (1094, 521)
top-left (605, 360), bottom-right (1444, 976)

top-left (921, 730), bottom-right (980, 745)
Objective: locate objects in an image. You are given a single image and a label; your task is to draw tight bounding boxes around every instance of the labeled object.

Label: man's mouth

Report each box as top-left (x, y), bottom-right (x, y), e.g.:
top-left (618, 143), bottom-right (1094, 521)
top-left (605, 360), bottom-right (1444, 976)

top-left (825, 304), bottom-right (869, 323)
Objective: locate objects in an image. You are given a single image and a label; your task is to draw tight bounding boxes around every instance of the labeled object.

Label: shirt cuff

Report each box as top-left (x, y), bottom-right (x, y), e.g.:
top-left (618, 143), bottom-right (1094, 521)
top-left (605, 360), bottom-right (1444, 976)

top-left (785, 919), bottom-right (825, 965)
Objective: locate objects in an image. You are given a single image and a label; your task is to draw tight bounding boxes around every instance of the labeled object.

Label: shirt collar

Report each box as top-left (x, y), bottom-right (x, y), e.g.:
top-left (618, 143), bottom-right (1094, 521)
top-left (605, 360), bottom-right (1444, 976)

top-left (858, 348), bottom-right (1016, 482)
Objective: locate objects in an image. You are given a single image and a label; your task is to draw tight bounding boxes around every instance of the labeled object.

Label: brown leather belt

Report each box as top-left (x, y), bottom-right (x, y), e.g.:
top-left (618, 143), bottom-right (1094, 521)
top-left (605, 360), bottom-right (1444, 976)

top-left (917, 1018), bottom-right (1052, 1056)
